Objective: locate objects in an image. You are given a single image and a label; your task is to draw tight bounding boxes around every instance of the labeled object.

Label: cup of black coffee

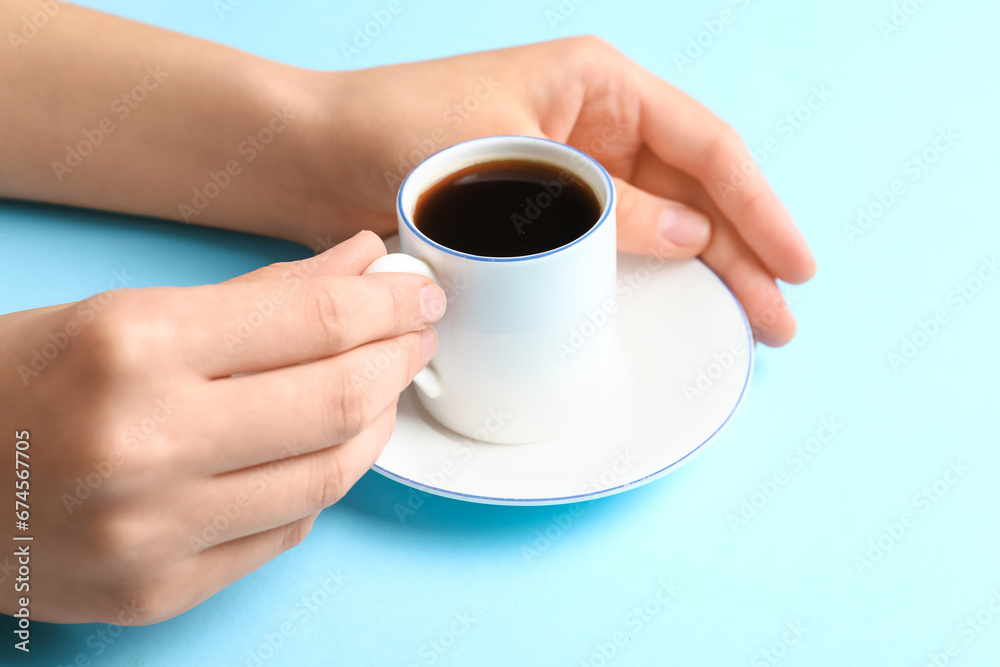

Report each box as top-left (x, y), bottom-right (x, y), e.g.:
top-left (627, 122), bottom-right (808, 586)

top-left (364, 136), bottom-right (617, 444)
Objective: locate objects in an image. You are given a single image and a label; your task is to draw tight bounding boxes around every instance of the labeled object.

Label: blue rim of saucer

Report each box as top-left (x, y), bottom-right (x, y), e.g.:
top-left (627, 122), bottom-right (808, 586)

top-left (396, 135), bottom-right (616, 263)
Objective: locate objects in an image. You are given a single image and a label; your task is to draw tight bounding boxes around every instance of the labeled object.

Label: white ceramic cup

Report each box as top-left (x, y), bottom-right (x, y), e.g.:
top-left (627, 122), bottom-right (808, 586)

top-left (364, 136), bottom-right (617, 444)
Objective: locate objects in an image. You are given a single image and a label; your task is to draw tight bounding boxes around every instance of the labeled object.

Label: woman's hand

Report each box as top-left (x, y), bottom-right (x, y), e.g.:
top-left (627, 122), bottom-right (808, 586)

top-left (0, 232), bottom-right (445, 624)
top-left (1, 0), bottom-right (811, 345)
top-left (307, 37), bottom-right (815, 346)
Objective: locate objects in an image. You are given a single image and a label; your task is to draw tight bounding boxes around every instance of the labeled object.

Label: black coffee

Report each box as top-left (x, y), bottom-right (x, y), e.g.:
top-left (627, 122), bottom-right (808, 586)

top-left (414, 159), bottom-right (601, 257)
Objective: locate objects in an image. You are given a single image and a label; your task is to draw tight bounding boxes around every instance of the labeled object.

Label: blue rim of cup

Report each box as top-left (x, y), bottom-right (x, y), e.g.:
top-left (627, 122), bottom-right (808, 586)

top-left (396, 135), bottom-right (616, 263)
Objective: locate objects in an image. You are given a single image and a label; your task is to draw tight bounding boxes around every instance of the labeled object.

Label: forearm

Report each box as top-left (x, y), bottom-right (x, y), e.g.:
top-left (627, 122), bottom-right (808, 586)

top-left (0, 1), bottom-right (337, 244)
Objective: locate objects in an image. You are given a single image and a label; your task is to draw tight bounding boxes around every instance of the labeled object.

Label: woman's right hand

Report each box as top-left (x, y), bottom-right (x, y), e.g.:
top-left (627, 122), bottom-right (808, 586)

top-left (0, 231), bottom-right (445, 625)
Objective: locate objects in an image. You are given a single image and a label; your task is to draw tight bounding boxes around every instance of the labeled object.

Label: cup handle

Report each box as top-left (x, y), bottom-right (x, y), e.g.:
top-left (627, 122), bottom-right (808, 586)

top-left (362, 253), bottom-right (443, 399)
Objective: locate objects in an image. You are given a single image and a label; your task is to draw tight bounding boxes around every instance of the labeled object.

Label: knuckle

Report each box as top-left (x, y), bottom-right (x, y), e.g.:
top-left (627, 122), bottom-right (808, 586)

top-left (719, 122), bottom-right (745, 149)
top-left (736, 186), bottom-right (773, 222)
top-left (401, 331), bottom-right (426, 381)
top-left (615, 182), bottom-right (641, 226)
top-left (88, 510), bottom-right (154, 565)
top-left (107, 580), bottom-right (174, 626)
top-left (384, 279), bottom-right (414, 333)
top-left (256, 260), bottom-right (293, 279)
top-left (75, 289), bottom-right (169, 377)
top-left (372, 403), bottom-right (399, 447)
top-left (281, 517), bottom-right (315, 551)
top-left (355, 230), bottom-right (388, 256)
top-left (706, 124), bottom-right (747, 172)
top-left (564, 35), bottom-right (620, 79)
top-left (267, 260), bottom-right (296, 274)
top-left (305, 455), bottom-right (351, 510)
top-left (306, 283), bottom-right (351, 351)
top-left (327, 370), bottom-right (371, 439)
top-left (570, 34), bottom-right (616, 56)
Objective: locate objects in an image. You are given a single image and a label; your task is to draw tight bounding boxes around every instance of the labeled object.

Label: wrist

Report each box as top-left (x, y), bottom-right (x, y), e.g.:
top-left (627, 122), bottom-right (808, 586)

top-left (229, 65), bottom-right (347, 248)
top-left (278, 68), bottom-right (355, 249)
top-left (284, 68), bottom-right (402, 252)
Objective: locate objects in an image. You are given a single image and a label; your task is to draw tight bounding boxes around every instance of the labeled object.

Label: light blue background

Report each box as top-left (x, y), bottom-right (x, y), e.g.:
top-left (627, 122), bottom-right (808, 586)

top-left (2, 0), bottom-right (998, 665)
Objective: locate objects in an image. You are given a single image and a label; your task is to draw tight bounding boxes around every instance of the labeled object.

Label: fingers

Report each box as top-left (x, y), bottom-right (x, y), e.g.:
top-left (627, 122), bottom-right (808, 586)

top-left (633, 67), bottom-right (816, 283)
top-left (224, 230), bottom-right (387, 285)
top-left (699, 218), bottom-right (796, 347)
top-left (612, 177), bottom-right (711, 259)
top-left (189, 402), bottom-right (397, 550)
top-left (177, 269), bottom-right (444, 377)
top-left (173, 512), bottom-right (320, 620)
top-left (628, 148), bottom-right (796, 345)
top-left (193, 329), bottom-right (433, 472)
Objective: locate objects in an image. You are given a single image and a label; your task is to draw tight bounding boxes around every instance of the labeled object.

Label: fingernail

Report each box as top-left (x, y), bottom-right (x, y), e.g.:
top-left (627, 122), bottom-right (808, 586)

top-left (658, 206), bottom-right (711, 247)
top-left (420, 284), bottom-right (447, 323)
top-left (421, 327), bottom-right (438, 366)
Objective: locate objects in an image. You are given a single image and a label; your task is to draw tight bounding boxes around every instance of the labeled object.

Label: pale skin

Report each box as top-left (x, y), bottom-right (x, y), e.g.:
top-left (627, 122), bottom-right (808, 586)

top-left (0, 3), bottom-right (814, 624)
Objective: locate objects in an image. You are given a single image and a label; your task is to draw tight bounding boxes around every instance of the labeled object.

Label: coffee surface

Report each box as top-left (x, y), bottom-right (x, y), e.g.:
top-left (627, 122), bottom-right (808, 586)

top-left (414, 159), bottom-right (601, 257)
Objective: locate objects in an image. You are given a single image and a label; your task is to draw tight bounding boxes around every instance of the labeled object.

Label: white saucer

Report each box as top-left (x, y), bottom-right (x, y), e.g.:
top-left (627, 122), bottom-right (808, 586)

top-left (373, 252), bottom-right (754, 506)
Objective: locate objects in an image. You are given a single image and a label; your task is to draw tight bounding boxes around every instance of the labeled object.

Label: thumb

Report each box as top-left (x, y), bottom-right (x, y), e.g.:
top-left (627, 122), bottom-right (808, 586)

top-left (612, 178), bottom-right (712, 258)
